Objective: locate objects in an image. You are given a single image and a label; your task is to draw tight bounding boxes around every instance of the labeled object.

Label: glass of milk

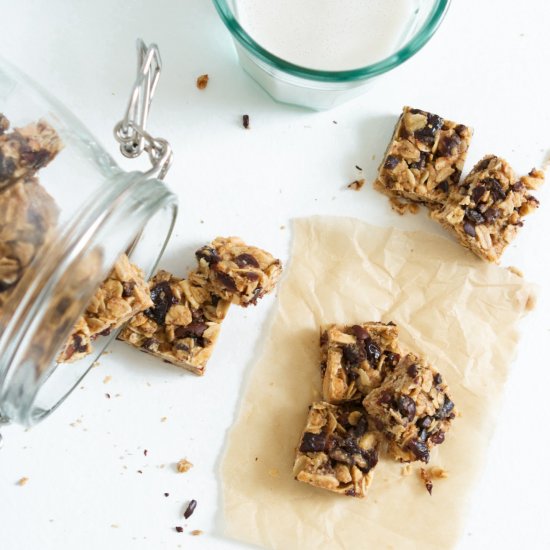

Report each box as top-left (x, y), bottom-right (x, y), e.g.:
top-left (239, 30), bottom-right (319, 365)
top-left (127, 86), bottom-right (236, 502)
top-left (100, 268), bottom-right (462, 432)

top-left (213, 0), bottom-right (450, 110)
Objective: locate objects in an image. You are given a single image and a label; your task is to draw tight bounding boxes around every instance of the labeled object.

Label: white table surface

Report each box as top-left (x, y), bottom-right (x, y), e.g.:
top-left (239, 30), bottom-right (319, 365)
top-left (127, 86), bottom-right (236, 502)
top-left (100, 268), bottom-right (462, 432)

top-left (1, 1), bottom-right (549, 549)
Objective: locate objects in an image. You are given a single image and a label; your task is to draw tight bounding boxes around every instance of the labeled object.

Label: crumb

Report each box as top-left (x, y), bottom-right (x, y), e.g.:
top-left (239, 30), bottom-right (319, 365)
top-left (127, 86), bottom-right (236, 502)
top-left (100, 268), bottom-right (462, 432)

top-left (242, 114), bottom-right (250, 129)
top-left (389, 196), bottom-right (419, 215)
top-left (508, 266), bottom-right (524, 277)
top-left (401, 465), bottom-right (412, 477)
top-left (161, 416), bottom-right (167, 422)
top-left (200, 220), bottom-right (204, 224)
top-left (255, 457), bottom-right (258, 461)
top-left (280, 225), bottom-right (285, 230)
top-left (17, 477), bottom-right (29, 486)
top-left (144, 449), bottom-right (148, 456)
top-left (371, 154), bottom-right (376, 160)
top-left (191, 530), bottom-right (203, 536)
top-left (164, 492), bottom-right (169, 497)
top-left (355, 165), bottom-right (363, 171)
top-left (103, 375), bottom-right (112, 384)
top-left (105, 393), bottom-right (111, 399)
top-left (183, 499), bottom-right (197, 519)
top-left (420, 468), bottom-right (433, 495)
top-left (176, 458), bottom-right (193, 473)
top-left (110, 524), bottom-right (119, 528)
top-left (429, 466), bottom-right (449, 479)
top-left (268, 468), bottom-right (280, 478)
top-left (347, 178), bottom-right (365, 191)
top-left (92, 361), bottom-right (100, 368)
top-left (175, 526), bottom-right (184, 533)
top-left (196, 74), bottom-right (209, 90)
top-left (137, 470), bottom-right (143, 474)
top-left (332, 121), bottom-right (337, 125)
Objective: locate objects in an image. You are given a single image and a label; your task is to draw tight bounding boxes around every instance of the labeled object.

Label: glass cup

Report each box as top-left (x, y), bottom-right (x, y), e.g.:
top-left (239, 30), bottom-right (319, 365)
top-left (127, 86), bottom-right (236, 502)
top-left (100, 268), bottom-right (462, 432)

top-left (213, 0), bottom-right (450, 110)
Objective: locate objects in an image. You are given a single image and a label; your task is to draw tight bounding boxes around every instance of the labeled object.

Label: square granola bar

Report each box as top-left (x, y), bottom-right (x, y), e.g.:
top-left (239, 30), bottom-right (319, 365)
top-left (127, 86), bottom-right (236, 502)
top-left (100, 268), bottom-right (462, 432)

top-left (320, 322), bottom-right (400, 404)
top-left (374, 106), bottom-right (472, 206)
top-left (430, 155), bottom-right (543, 262)
top-left (118, 269), bottom-right (230, 375)
top-left (59, 254), bottom-right (152, 362)
top-left (195, 236), bottom-right (282, 307)
top-left (363, 353), bottom-right (455, 463)
top-left (293, 401), bottom-right (379, 497)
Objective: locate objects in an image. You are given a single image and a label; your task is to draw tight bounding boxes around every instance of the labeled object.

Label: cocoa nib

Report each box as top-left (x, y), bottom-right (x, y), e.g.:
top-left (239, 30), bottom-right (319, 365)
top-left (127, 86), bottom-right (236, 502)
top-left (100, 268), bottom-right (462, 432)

top-left (436, 181), bottom-right (449, 193)
top-left (384, 155), bottom-right (400, 170)
top-left (195, 246), bottom-right (220, 265)
top-left (242, 114), bottom-right (250, 129)
top-left (464, 208), bottom-right (485, 225)
top-left (397, 395), bottom-right (416, 421)
top-left (406, 439), bottom-right (430, 462)
top-left (299, 432), bottom-right (327, 453)
top-left (183, 499), bottom-right (197, 519)
top-left (215, 271), bottom-right (237, 292)
top-left (472, 185), bottom-right (486, 204)
top-left (437, 133), bottom-right (460, 157)
top-left (174, 322), bottom-right (208, 339)
top-left (145, 281), bottom-right (176, 325)
top-left (234, 253), bottom-right (259, 268)
top-left (463, 221), bottom-right (476, 238)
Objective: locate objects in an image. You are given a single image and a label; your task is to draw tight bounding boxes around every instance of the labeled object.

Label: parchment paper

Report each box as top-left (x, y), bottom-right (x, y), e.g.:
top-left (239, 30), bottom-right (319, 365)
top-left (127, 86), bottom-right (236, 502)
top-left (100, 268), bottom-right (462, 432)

top-left (221, 216), bottom-right (535, 550)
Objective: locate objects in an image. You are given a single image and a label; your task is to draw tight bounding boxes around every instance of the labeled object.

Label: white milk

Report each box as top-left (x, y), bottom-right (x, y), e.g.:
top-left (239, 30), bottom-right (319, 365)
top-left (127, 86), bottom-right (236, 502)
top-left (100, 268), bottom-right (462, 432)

top-left (235, 0), bottom-right (418, 71)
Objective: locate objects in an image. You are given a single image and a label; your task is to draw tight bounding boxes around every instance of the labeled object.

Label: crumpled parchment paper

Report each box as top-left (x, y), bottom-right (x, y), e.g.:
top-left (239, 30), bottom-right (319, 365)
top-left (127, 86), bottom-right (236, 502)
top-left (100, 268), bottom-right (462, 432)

top-left (221, 216), bottom-right (535, 550)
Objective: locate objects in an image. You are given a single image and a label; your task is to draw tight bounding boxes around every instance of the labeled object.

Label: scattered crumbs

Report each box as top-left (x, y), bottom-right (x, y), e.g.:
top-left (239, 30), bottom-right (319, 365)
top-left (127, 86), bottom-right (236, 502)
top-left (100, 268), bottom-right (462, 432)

top-left (389, 196), bottom-right (419, 215)
top-left (280, 225), bottom-right (285, 230)
top-left (80, 385), bottom-right (85, 390)
top-left (191, 530), bottom-right (203, 536)
top-left (347, 178), bottom-right (365, 191)
top-left (115, 393), bottom-right (121, 398)
top-left (183, 499), bottom-right (197, 519)
top-left (196, 74), bottom-right (209, 90)
top-left (92, 361), bottom-right (100, 368)
top-left (429, 466), bottom-right (449, 479)
top-left (69, 423), bottom-right (77, 428)
top-left (355, 165), bottom-right (363, 171)
top-left (200, 220), bottom-right (204, 224)
top-left (159, 464), bottom-right (166, 469)
top-left (332, 120), bottom-right (337, 125)
top-left (137, 470), bottom-right (143, 474)
top-left (17, 477), bottom-right (29, 486)
top-left (419, 468), bottom-right (433, 495)
top-left (175, 526), bottom-right (184, 533)
top-left (101, 350), bottom-right (112, 356)
top-left (161, 416), bottom-right (167, 422)
top-left (144, 449), bottom-right (148, 456)
top-left (103, 375), bottom-right (112, 384)
top-left (176, 458), bottom-right (193, 473)
top-left (268, 468), bottom-right (280, 478)
top-left (105, 393), bottom-right (111, 399)
top-left (110, 524), bottom-right (119, 529)
top-left (164, 492), bottom-right (169, 497)
top-left (508, 266), bottom-right (524, 277)
top-left (242, 114), bottom-right (250, 129)
top-left (255, 457), bottom-right (258, 462)
top-left (49, 519), bottom-right (54, 523)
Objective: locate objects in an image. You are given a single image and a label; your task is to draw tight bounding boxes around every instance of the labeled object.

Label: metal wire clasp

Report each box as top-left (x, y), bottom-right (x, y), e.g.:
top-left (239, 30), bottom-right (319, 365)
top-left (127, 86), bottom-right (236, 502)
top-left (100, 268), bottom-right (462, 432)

top-left (114, 39), bottom-right (173, 180)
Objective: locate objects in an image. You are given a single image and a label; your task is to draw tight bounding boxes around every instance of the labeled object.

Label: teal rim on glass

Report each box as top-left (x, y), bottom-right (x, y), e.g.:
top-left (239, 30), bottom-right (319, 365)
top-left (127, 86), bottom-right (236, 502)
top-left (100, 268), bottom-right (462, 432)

top-left (212, 0), bottom-right (451, 83)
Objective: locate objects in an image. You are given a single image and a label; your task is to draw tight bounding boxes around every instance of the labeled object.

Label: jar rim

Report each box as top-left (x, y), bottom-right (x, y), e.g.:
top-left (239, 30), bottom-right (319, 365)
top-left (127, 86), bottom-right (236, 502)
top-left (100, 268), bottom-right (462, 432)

top-left (212, 0), bottom-right (450, 83)
top-left (0, 172), bottom-right (177, 426)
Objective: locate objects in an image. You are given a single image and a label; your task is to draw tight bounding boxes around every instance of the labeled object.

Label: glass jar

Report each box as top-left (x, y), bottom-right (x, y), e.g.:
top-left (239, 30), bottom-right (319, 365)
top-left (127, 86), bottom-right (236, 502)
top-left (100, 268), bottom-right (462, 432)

top-left (0, 50), bottom-right (177, 438)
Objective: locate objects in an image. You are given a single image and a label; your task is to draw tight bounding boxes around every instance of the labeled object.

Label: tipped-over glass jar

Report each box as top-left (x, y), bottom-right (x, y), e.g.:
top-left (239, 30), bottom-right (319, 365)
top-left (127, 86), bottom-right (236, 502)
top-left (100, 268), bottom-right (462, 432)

top-left (0, 46), bottom-right (177, 438)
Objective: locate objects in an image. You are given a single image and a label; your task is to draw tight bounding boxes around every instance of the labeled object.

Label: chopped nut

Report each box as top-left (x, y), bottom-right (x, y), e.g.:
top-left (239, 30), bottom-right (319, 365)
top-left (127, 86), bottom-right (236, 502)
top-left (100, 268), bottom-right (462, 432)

top-left (17, 477), bottom-right (29, 486)
top-left (190, 530), bottom-right (203, 536)
top-left (196, 74), bottom-right (209, 90)
top-left (103, 375), bottom-right (112, 384)
top-left (176, 458), bottom-right (193, 473)
top-left (420, 468), bottom-right (433, 495)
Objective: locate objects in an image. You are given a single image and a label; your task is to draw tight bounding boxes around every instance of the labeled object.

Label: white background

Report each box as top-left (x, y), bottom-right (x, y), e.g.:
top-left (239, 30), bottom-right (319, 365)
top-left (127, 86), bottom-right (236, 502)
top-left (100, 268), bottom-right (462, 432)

top-left (1, 1), bottom-right (549, 549)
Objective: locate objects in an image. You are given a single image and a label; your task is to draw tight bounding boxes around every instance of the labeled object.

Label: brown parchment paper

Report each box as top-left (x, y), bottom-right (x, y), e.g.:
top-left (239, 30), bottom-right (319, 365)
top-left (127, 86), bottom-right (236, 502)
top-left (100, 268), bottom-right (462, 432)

top-left (221, 216), bottom-right (535, 550)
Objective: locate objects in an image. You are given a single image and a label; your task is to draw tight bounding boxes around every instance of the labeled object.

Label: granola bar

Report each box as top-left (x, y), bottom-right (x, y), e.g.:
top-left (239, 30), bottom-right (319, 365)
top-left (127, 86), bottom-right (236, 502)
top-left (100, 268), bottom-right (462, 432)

top-left (58, 254), bottom-right (152, 362)
top-left (0, 118), bottom-right (63, 191)
top-left (118, 269), bottom-right (230, 375)
top-left (293, 401), bottom-right (379, 497)
top-left (0, 176), bottom-right (59, 312)
top-left (374, 106), bottom-right (472, 206)
top-left (363, 353), bottom-right (455, 463)
top-left (195, 236), bottom-right (282, 307)
top-left (320, 322), bottom-right (400, 404)
top-left (430, 155), bottom-right (543, 262)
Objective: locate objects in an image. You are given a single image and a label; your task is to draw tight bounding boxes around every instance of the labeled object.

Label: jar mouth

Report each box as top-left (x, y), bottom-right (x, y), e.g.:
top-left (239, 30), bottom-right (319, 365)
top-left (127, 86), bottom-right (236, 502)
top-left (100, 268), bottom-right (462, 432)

top-left (212, 0), bottom-right (450, 82)
top-left (0, 171), bottom-right (177, 426)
